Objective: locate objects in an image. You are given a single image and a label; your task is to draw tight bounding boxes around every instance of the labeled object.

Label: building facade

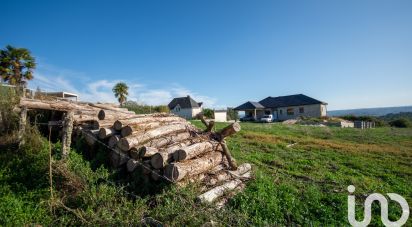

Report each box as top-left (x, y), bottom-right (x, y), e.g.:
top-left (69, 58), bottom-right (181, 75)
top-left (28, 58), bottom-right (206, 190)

top-left (235, 94), bottom-right (327, 121)
top-left (168, 95), bottom-right (203, 120)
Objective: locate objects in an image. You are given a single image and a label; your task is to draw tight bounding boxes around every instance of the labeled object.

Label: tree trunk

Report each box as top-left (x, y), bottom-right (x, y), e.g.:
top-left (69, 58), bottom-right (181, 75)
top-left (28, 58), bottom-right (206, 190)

top-left (215, 122), bottom-right (241, 141)
top-left (20, 98), bottom-right (95, 111)
top-left (98, 127), bottom-right (117, 139)
top-left (173, 141), bottom-right (217, 161)
top-left (97, 109), bottom-right (135, 121)
top-left (126, 159), bottom-right (140, 172)
top-left (150, 139), bottom-right (199, 169)
top-left (117, 123), bottom-right (190, 151)
top-left (207, 163), bottom-right (251, 186)
top-left (138, 146), bottom-right (159, 158)
top-left (108, 135), bottom-right (120, 148)
top-left (18, 106), bottom-right (28, 147)
top-left (196, 179), bottom-right (242, 203)
top-left (110, 148), bottom-right (129, 168)
top-left (121, 122), bottom-right (166, 137)
top-left (164, 152), bottom-right (224, 182)
top-left (62, 111), bottom-right (74, 157)
top-left (219, 141), bottom-right (238, 170)
top-left (143, 132), bottom-right (191, 148)
top-left (113, 116), bottom-right (185, 131)
top-left (83, 129), bottom-right (99, 146)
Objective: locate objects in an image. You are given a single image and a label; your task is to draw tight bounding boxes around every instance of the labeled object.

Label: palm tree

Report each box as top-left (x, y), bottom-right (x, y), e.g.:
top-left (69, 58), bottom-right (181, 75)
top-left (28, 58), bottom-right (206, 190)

top-left (112, 82), bottom-right (129, 106)
top-left (0, 45), bottom-right (36, 87)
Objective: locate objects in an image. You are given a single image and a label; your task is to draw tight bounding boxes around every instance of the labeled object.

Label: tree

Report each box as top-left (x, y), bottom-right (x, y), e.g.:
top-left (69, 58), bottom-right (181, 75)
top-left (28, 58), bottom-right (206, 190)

top-left (389, 118), bottom-right (411, 128)
top-left (203, 108), bottom-right (214, 119)
top-left (0, 45), bottom-right (36, 87)
top-left (112, 82), bottom-right (129, 106)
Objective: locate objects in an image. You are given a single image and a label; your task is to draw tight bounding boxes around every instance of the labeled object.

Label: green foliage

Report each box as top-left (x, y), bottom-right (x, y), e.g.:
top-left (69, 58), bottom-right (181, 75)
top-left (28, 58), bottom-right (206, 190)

top-left (0, 45), bottom-right (36, 86)
top-left (227, 108), bottom-right (238, 121)
top-left (389, 118), bottom-right (411, 128)
top-left (380, 112), bottom-right (412, 122)
top-left (0, 126), bottom-right (51, 226)
top-left (112, 82), bottom-right (129, 106)
top-left (123, 100), bottom-right (169, 114)
top-left (203, 108), bottom-right (214, 119)
top-left (0, 86), bottom-right (20, 133)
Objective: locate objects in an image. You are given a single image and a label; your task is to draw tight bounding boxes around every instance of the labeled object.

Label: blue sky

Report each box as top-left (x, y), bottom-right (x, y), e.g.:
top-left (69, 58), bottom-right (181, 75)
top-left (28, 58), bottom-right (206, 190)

top-left (1, 0), bottom-right (411, 110)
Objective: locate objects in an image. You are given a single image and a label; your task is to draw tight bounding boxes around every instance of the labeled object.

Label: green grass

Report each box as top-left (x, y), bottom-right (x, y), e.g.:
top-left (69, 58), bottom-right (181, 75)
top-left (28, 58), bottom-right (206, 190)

top-left (1, 120), bottom-right (411, 226)
top-left (191, 121), bottom-right (412, 226)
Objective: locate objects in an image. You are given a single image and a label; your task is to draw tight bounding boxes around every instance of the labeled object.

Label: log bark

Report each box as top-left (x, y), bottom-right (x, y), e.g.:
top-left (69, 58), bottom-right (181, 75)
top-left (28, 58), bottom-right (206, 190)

top-left (62, 111), bottom-right (74, 157)
top-left (151, 170), bottom-right (162, 181)
top-left (98, 127), bottom-right (117, 139)
top-left (220, 141), bottom-right (238, 170)
top-left (83, 129), bottom-right (99, 146)
top-left (164, 152), bottom-right (224, 182)
top-left (206, 120), bottom-right (215, 132)
top-left (18, 106), bottom-right (28, 147)
top-left (20, 98), bottom-right (96, 111)
top-left (215, 122), bottom-right (241, 141)
top-left (92, 120), bottom-right (117, 129)
top-left (143, 132), bottom-right (191, 148)
top-left (113, 116), bottom-right (185, 131)
top-left (121, 122), bottom-right (166, 137)
top-left (207, 163), bottom-right (251, 186)
top-left (109, 148), bottom-right (129, 168)
top-left (150, 139), bottom-right (199, 169)
top-left (173, 141), bottom-right (217, 161)
top-left (138, 146), bottom-right (159, 158)
top-left (196, 179), bottom-right (242, 203)
top-left (126, 159), bottom-right (140, 172)
top-left (118, 123), bottom-right (190, 151)
top-left (88, 103), bottom-right (134, 114)
top-left (97, 109), bottom-right (136, 121)
top-left (108, 135), bottom-right (120, 148)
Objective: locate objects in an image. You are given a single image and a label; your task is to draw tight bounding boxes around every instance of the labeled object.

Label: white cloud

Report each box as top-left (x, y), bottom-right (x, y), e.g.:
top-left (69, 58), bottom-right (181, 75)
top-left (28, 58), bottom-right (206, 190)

top-left (29, 64), bottom-right (218, 107)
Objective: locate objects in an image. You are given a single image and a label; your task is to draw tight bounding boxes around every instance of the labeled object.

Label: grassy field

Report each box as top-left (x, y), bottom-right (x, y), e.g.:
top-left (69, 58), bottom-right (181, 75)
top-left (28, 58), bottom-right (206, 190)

top-left (191, 121), bottom-right (412, 226)
top-left (1, 120), bottom-right (411, 226)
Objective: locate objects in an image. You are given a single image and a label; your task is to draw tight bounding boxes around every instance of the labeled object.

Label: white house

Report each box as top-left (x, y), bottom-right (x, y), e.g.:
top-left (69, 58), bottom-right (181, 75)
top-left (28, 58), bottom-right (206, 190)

top-left (168, 95), bottom-right (203, 119)
top-left (234, 94), bottom-right (327, 121)
top-left (214, 110), bottom-right (227, 122)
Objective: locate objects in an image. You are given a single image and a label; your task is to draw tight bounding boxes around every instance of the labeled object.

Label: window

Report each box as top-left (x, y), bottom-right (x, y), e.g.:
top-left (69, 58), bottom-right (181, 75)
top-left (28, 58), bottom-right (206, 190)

top-left (175, 106), bottom-right (181, 112)
top-left (287, 108), bottom-right (294, 115)
top-left (279, 109), bottom-right (283, 115)
top-left (299, 107), bottom-right (304, 113)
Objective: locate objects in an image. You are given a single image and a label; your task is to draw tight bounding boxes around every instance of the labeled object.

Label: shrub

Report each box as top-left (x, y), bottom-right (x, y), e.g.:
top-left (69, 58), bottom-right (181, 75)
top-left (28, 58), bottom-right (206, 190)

top-left (203, 108), bottom-right (214, 119)
top-left (389, 118), bottom-right (411, 128)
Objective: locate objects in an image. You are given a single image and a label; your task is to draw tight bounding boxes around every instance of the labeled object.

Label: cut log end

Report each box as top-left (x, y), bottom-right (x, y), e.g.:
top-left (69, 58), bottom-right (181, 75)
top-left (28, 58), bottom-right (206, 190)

top-left (150, 153), bottom-right (165, 169)
top-left (121, 125), bottom-right (133, 137)
top-left (98, 109), bottom-right (105, 120)
top-left (118, 138), bottom-right (131, 151)
top-left (113, 120), bottom-right (123, 131)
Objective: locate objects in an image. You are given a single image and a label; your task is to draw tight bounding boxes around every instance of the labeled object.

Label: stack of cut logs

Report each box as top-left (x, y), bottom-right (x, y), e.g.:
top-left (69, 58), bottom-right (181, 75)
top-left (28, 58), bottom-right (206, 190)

top-left (19, 98), bottom-right (252, 204)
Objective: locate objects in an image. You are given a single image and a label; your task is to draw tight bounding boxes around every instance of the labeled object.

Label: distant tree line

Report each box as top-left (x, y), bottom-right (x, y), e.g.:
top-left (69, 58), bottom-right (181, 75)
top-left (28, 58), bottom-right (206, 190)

top-left (123, 101), bottom-right (169, 114)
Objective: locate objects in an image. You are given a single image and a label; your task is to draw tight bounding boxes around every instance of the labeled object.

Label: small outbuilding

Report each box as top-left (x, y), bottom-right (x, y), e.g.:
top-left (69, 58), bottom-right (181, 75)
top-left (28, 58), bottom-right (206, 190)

top-left (214, 110), bottom-right (227, 122)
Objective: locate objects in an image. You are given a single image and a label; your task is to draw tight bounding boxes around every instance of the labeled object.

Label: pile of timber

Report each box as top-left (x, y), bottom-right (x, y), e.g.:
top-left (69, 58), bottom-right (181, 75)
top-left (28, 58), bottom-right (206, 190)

top-left (19, 98), bottom-right (253, 204)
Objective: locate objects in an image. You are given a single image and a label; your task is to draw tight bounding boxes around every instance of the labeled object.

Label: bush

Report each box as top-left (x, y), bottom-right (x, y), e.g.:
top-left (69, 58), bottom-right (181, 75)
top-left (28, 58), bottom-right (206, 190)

top-left (389, 118), bottom-right (411, 128)
top-left (203, 108), bottom-right (214, 119)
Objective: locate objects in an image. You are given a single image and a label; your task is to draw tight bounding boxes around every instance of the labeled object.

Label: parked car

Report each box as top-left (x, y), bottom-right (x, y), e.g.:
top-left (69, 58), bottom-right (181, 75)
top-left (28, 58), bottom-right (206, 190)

top-left (260, 115), bottom-right (273, 123)
top-left (240, 116), bottom-right (255, 122)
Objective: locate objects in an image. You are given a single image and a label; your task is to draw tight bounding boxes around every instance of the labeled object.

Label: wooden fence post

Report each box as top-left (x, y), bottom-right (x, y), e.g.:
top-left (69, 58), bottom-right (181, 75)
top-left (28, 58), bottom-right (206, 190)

top-left (18, 106), bottom-right (28, 147)
top-left (62, 111), bottom-right (74, 157)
